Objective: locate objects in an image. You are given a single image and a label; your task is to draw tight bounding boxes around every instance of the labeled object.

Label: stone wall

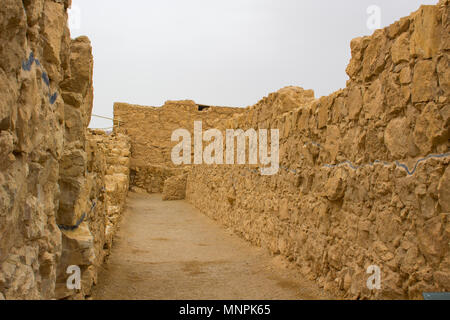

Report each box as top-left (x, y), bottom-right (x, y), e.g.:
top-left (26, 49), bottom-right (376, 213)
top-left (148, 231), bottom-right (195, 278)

top-left (0, 0), bottom-right (73, 300)
top-left (130, 165), bottom-right (186, 194)
top-left (114, 100), bottom-right (243, 168)
top-left (89, 131), bottom-right (131, 249)
top-left (114, 100), bottom-right (243, 193)
top-left (54, 32), bottom-right (99, 299)
top-left (1, 0), bottom-right (448, 301)
top-left (186, 2), bottom-right (449, 299)
top-left (0, 0), bottom-right (131, 300)
top-left (162, 174), bottom-right (188, 201)
top-left (54, 130), bottom-right (131, 299)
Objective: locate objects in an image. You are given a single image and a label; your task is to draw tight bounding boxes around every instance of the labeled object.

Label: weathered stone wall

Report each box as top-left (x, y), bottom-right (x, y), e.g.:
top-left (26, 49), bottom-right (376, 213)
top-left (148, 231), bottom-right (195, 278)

top-left (54, 33), bottom-right (99, 299)
top-left (114, 100), bottom-right (243, 169)
top-left (114, 100), bottom-right (244, 193)
top-left (89, 131), bottom-right (131, 248)
top-left (130, 165), bottom-right (186, 194)
top-left (1, 0), bottom-right (448, 301)
top-left (186, 2), bottom-right (449, 299)
top-left (162, 174), bottom-right (188, 201)
top-left (0, 0), bottom-right (73, 300)
top-left (0, 0), bottom-right (131, 300)
top-left (54, 130), bottom-right (131, 299)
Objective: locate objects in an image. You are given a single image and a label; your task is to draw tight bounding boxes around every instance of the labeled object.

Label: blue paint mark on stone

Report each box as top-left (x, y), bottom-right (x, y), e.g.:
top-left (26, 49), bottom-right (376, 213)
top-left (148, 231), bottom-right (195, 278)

top-left (49, 92), bottom-right (57, 104)
top-left (57, 201), bottom-right (96, 231)
top-left (22, 52), bottom-right (35, 71)
top-left (21, 52), bottom-right (58, 105)
top-left (42, 72), bottom-right (50, 86)
top-left (423, 292), bottom-right (450, 300)
top-left (230, 148), bottom-right (449, 178)
top-left (322, 152), bottom-right (450, 176)
top-left (394, 152), bottom-right (450, 175)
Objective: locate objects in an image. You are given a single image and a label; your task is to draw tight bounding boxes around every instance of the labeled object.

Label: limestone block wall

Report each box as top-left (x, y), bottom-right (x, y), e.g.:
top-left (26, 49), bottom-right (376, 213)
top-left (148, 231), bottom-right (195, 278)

top-left (186, 1), bottom-right (449, 299)
top-left (54, 130), bottom-right (131, 300)
top-left (130, 165), bottom-right (186, 194)
top-left (89, 131), bottom-right (131, 248)
top-left (55, 132), bottom-right (107, 299)
top-left (114, 100), bottom-right (244, 192)
top-left (0, 1), bottom-right (131, 300)
top-left (54, 34), bottom-right (97, 299)
top-left (0, 0), bottom-right (73, 300)
top-left (114, 100), bottom-right (243, 169)
top-left (162, 174), bottom-right (188, 201)
top-left (57, 36), bottom-right (94, 228)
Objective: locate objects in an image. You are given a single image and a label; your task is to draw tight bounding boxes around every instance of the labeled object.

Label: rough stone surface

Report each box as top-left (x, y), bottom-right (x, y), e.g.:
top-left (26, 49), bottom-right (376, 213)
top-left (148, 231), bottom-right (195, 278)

top-left (115, 100), bottom-right (244, 193)
top-left (162, 174), bottom-right (187, 201)
top-left (438, 166), bottom-right (450, 212)
top-left (0, 0), bottom-right (71, 300)
top-left (182, 3), bottom-right (450, 300)
top-left (1, 0), bottom-right (449, 301)
top-left (116, 5), bottom-right (450, 296)
top-left (87, 131), bottom-right (131, 253)
top-left (130, 165), bottom-right (184, 194)
top-left (384, 118), bottom-right (411, 158)
top-left (114, 100), bottom-right (243, 169)
top-left (0, 1), bottom-right (131, 300)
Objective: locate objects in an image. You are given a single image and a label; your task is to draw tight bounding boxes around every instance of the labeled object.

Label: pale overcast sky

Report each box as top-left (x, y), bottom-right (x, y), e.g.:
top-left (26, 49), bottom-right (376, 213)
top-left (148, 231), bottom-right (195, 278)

top-left (68, 0), bottom-right (438, 129)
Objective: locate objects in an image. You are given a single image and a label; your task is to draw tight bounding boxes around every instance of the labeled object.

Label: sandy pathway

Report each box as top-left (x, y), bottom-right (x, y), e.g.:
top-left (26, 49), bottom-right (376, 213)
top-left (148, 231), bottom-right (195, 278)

top-left (92, 192), bottom-right (331, 300)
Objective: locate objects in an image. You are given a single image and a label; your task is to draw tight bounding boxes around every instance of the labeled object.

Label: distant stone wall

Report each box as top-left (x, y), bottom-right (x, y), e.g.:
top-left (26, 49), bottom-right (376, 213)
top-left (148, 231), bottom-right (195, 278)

top-left (186, 2), bottom-right (449, 299)
top-left (114, 100), bottom-right (244, 192)
top-left (130, 165), bottom-right (186, 194)
top-left (162, 174), bottom-right (188, 201)
top-left (114, 100), bottom-right (243, 168)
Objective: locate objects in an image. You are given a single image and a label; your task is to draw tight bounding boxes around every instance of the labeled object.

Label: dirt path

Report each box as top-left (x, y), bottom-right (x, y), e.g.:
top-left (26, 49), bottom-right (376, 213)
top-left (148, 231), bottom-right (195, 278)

top-left (92, 192), bottom-right (331, 300)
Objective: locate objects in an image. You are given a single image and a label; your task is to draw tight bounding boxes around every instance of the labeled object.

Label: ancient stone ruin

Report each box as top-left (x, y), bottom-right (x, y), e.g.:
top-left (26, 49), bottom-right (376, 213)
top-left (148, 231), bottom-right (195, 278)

top-left (0, 0), bottom-right (449, 300)
top-left (0, 0), bottom-right (130, 299)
